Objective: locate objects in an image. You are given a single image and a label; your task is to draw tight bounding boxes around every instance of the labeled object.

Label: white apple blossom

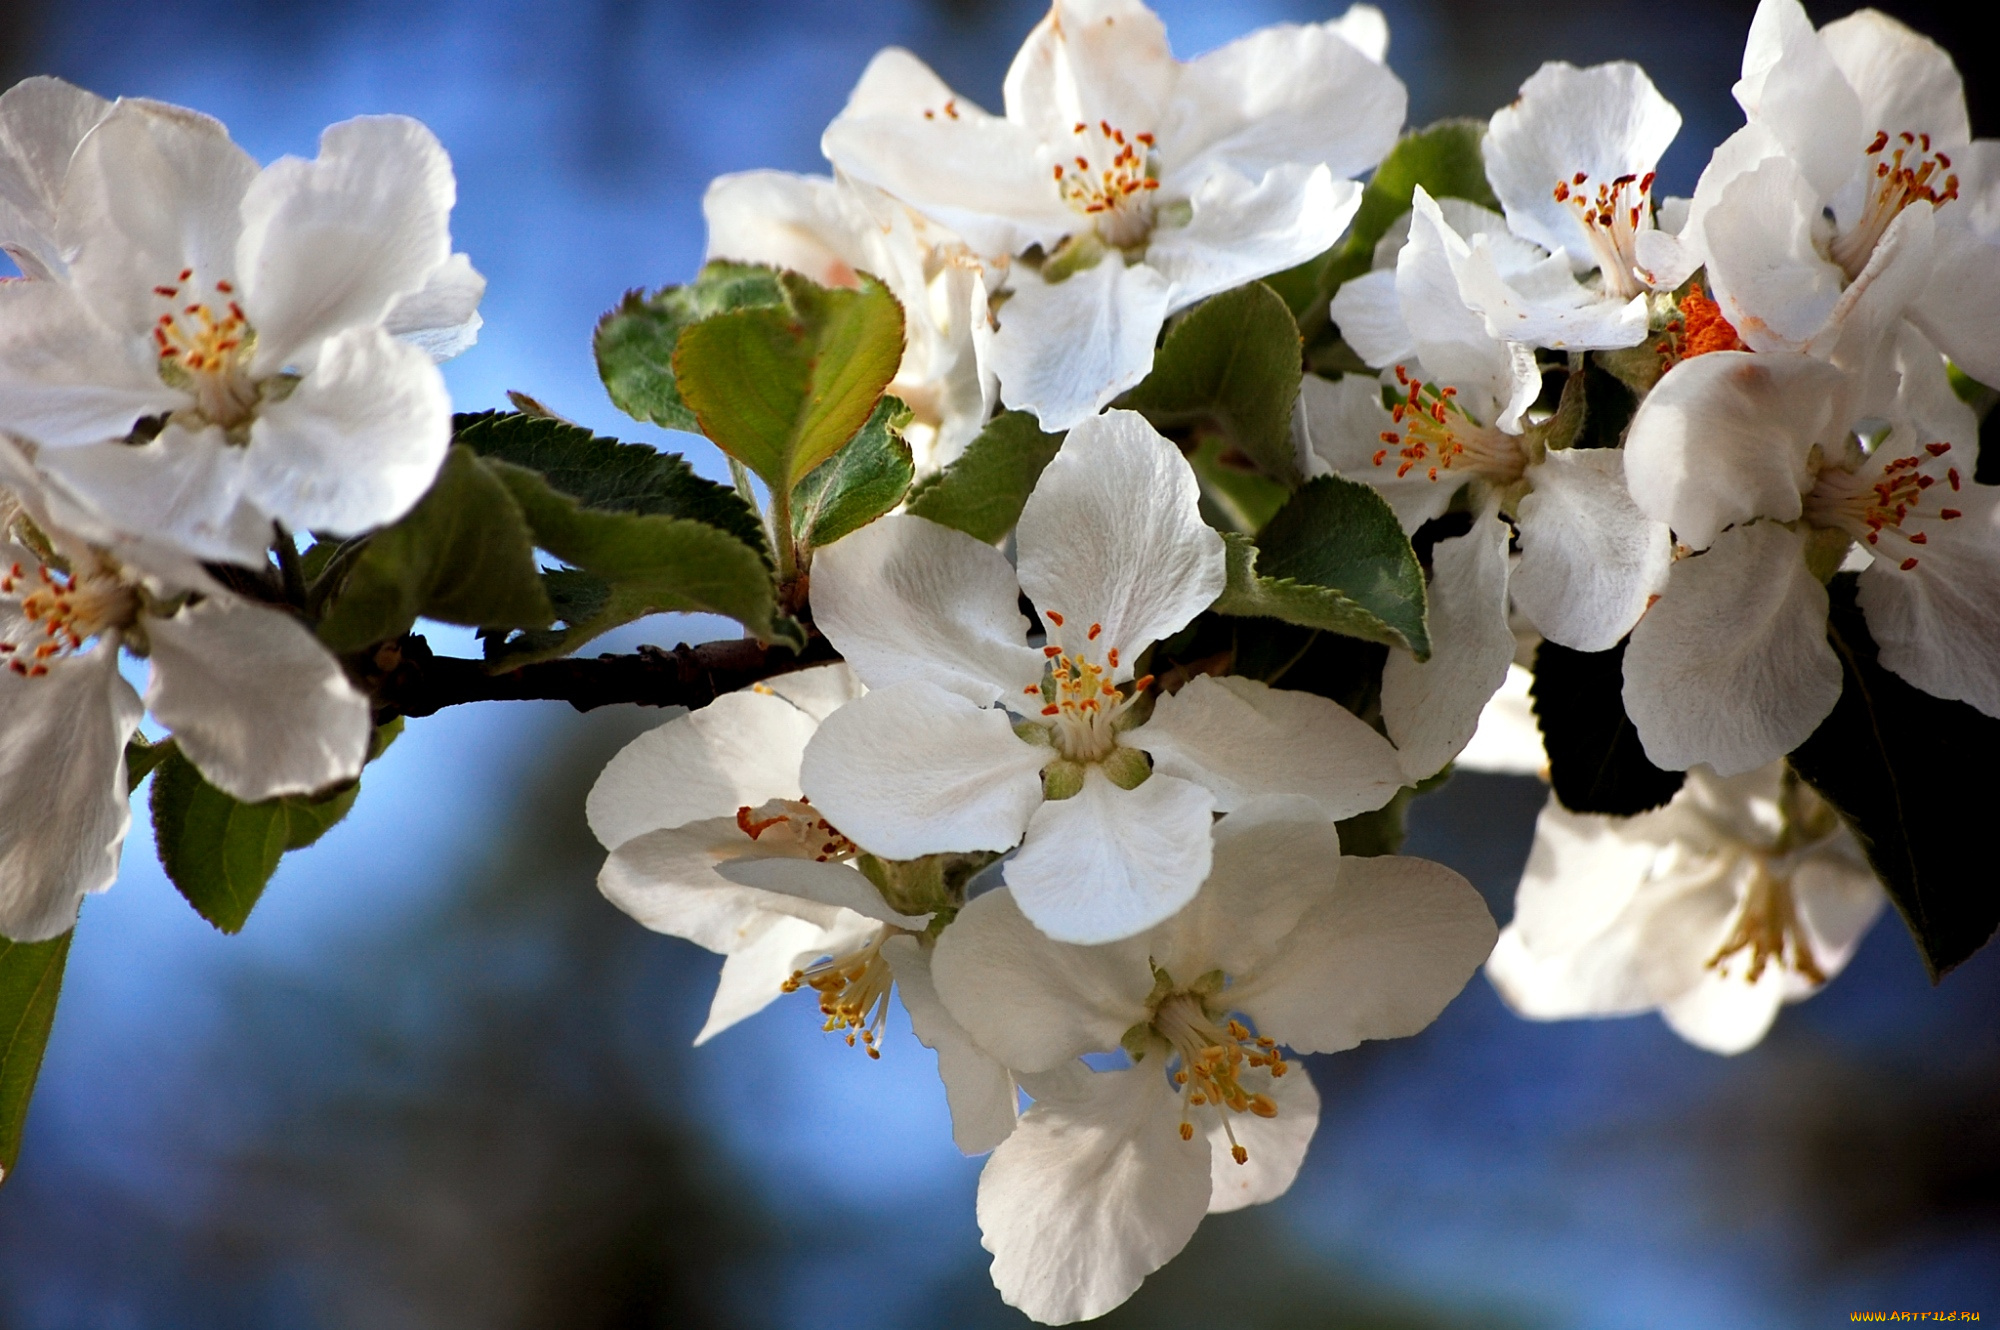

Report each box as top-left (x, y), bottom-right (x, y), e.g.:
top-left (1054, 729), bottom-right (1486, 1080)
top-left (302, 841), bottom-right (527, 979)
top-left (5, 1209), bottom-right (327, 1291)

top-left (1425, 60), bottom-right (1684, 353)
top-left (0, 457), bottom-right (370, 943)
top-left (822, 0), bottom-right (1405, 431)
top-left (1620, 323), bottom-right (2000, 774)
top-left (0, 84), bottom-right (483, 566)
top-left (1487, 762), bottom-right (1883, 1054)
top-left (702, 170), bottom-right (996, 472)
top-left (588, 664), bottom-right (1017, 1154)
top-left (1454, 662), bottom-right (1548, 776)
top-left (1673, 0), bottom-right (2000, 385)
top-left (930, 799), bottom-right (1495, 1323)
top-left (799, 410), bottom-right (1407, 945)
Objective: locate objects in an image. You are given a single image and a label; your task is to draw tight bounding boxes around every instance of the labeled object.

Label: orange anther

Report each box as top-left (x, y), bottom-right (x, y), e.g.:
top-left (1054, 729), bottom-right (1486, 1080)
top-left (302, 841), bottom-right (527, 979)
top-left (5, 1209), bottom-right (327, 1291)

top-left (1045, 611), bottom-right (1063, 626)
top-left (1087, 623), bottom-right (1101, 640)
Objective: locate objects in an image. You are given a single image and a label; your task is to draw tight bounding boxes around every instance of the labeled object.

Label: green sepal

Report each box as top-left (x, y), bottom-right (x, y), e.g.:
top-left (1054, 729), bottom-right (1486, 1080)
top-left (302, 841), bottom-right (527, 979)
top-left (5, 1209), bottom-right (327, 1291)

top-left (1100, 746), bottom-right (1152, 790)
top-left (1042, 760), bottom-right (1086, 801)
top-left (1211, 476), bottom-right (1430, 659)
top-left (150, 720), bottom-right (404, 936)
top-left (0, 929), bottom-right (73, 1185)
top-left (594, 261), bottom-right (788, 433)
top-left (1121, 281), bottom-right (1303, 486)
top-left (1121, 1021), bottom-right (1163, 1064)
top-left (904, 411), bottom-right (1066, 543)
top-left (316, 444), bottom-right (554, 652)
top-left (790, 396), bottom-right (915, 556)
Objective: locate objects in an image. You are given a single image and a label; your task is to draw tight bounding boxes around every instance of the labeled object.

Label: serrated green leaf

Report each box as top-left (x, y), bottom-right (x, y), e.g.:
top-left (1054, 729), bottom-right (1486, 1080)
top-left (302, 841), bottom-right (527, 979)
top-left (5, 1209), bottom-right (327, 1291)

top-left (0, 929), bottom-right (71, 1185)
top-left (482, 461), bottom-right (794, 664)
top-left (791, 396), bottom-right (914, 554)
top-left (674, 271), bottom-right (905, 495)
top-left (595, 262), bottom-right (788, 433)
top-left (1122, 281), bottom-right (1302, 485)
top-left (452, 411), bottom-right (768, 557)
top-left (1530, 638), bottom-right (1683, 816)
top-left (904, 411), bottom-right (1065, 543)
top-left (1217, 476), bottom-right (1430, 657)
top-left (149, 722), bottom-right (403, 935)
top-left (317, 446), bottom-right (554, 652)
top-left (1789, 575), bottom-right (2000, 979)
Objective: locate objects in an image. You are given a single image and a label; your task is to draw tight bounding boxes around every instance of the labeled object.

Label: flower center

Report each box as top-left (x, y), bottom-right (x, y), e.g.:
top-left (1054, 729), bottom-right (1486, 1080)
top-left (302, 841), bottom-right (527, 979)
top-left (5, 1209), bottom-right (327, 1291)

top-left (1052, 119), bottom-right (1161, 249)
top-left (1024, 612), bottom-right (1152, 764)
top-left (1829, 131), bottom-right (1960, 280)
top-left (1658, 282), bottom-right (1746, 370)
top-left (736, 798), bottom-right (860, 862)
top-left (153, 270), bottom-right (261, 434)
top-left (1150, 991), bottom-right (1286, 1165)
top-left (0, 557), bottom-right (139, 675)
top-left (1372, 367), bottom-right (1525, 486)
top-left (1803, 439), bottom-right (1964, 573)
top-left (1552, 169), bottom-right (1655, 300)
top-left (1704, 860), bottom-right (1826, 986)
top-left (782, 926), bottom-right (901, 1059)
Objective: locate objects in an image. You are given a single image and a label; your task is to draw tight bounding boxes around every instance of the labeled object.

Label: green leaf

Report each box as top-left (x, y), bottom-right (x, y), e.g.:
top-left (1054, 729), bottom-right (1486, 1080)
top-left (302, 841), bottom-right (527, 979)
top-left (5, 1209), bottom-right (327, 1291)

top-left (1530, 639), bottom-right (1684, 815)
top-left (674, 270), bottom-right (906, 495)
top-left (0, 929), bottom-right (71, 1185)
top-left (594, 262), bottom-right (788, 433)
top-left (482, 460), bottom-right (794, 664)
top-left (149, 721), bottom-right (403, 935)
top-left (904, 410), bottom-right (1066, 543)
top-left (317, 445), bottom-right (554, 652)
top-left (1789, 575), bottom-right (2000, 978)
top-left (1121, 281), bottom-right (1303, 485)
top-left (1214, 476), bottom-right (1430, 657)
top-left (791, 395), bottom-right (914, 554)
top-left (1188, 436), bottom-right (1291, 534)
top-left (124, 734), bottom-right (176, 789)
top-left (452, 410), bottom-right (768, 557)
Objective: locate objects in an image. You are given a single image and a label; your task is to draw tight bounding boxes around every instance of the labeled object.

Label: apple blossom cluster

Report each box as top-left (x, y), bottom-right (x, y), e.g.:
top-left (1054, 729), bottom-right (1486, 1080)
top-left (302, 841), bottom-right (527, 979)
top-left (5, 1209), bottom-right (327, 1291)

top-left (0, 0), bottom-right (1995, 1317)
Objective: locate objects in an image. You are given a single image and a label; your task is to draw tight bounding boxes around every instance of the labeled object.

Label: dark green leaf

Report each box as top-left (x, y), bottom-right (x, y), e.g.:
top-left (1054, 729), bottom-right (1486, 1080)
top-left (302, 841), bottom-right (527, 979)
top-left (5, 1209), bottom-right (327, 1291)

top-left (1574, 357), bottom-right (1639, 450)
top-left (594, 262), bottom-right (787, 433)
top-left (904, 411), bottom-right (1066, 543)
top-left (150, 721), bottom-right (403, 935)
top-left (1188, 437), bottom-right (1292, 534)
top-left (1217, 475), bottom-right (1430, 657)
top-left (674, 271), bottom-right (905, 494)
top-left (1122, 281), bottom-right (1302, 485)
top-left (791, 396), bottom-right (914, 554)
top-left (1531, 638), bottom-right (1683, 815)
top-left (318, 446), bottom-right (554, 652)
top-left (0, 929), bottom-right (71, 1185)
top-left (124, 734), bottom-right (175, 789)
top-left (452, 411), bottom-right (767, 556)
top-left (1789, 575), bottom-right (2000, 978)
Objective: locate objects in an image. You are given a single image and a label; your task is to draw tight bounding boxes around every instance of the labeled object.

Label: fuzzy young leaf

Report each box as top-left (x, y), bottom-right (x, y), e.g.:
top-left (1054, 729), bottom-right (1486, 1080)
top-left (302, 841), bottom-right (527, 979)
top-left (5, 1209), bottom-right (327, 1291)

top-left (149, 722), bottom-right (403, 935)
top-left (317, 445), bottom-right (553, 653)
top-left (1215, 476), bottom-right (1430, 657)
top-left (1121, 281), bottom-right (1302, 485)
top-left (0, 929), bottom-right (71, 1185)
top-left (674, 271), bottom-right (905, 494)
top-left (904, 411), bottom-right (1065, 543)
top-left (1531, 638), bottom-right (1683, 815)
top-left (595, 262), bottom-right (788, 433)
top-left (1790, 575), bottom-right (2000, 979)
top-left (791, 396), bottom-right (914, 554)
top-left (452, 411), bottom-right (767, 556)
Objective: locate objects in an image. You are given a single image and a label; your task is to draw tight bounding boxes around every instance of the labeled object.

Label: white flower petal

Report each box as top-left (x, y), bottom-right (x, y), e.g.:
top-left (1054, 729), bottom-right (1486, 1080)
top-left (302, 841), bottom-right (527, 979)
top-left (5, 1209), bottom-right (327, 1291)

top-left (717, 858), bottom-right (929, 930)
top-left (800, 680), bottom-right (1047, 858)
top-left (1911, 143), bottom-right (2000, 384)
top-left (1622, 350), bottom-right (1841, 550)
top-left (1152, 798), bottom-right (1343, 983)
top-left (1734, 0), bottom-right (1864, 202)
top-left (931, 880), bottom-right (1155, 1073)
top-left (1146, 164), bottom-right (1356, 311)
top-left (35, 424), bottom-right (272, 566)
top-left (697, 912), bottom-right (879, 1045)
top-left (977, 1061), bottom-right (1210, 1326)
top-left (1293, 372), bottom-right (1454, 533)
top-left (1003, 0), bottom-right (1178, 151)
top-left (808, 513), bottom-right (1042, 704)
top-left (1454, 663), bottom-right (1548, 775)
top-left (1484, 61), bottom-right (1680, 268)
top-left (1236, 855), bottom-right (1495, 1054)
top-left (1006, 766), bottom-right (1215, 945)
top-left (1701, 153), bottom-right (1844, 351)
top-left (1206, 1062), bottom-right (1318, 1214)
top-left (144, 596), bottom-right (370, 801)
top-left (0, 76), bottom-right (112, 280)
top-left (383, 252), bottom-right (485, 363)
top-left (986, 257), bottom-right (1171, 433)
top-left (704, 170), bottom-right (878, 287)
top-left (884, 934), bottom-right (1020, 1155)
top-left (1327, 268), bottom-right (1413, 368)
top-left (1016, 408), bottom-right (1225, 669)
top-left (0, 278), bottom-right (176, 449)
top-left (0, 643), bottom-right (141, 942)
top-left (1856, 485), bottom-right (2000, 718)
top-left (1137, 674), bottom-right (1405, 819)
top-left (1793, 848), bottom-right (1886, 980)
top-left (1622, 522), bottom-right (1842, 775)
top-left (599, 818), bottom-right (858, 951)
top-left (1514, 447), bottom-right (1673, 651)
top-left (1657, 964), bottom-right (1787, 1055)
top-left (1381, 512), bottom-right (1515, 781)
top-left (243, 324), bottom-right (451, 538)
top-left (1399, 199), bottom-right (1543, 427)
top-left (1819, 9), bottom-right (1968, 152)
top-left (758, 661), bottom-right (864, 724)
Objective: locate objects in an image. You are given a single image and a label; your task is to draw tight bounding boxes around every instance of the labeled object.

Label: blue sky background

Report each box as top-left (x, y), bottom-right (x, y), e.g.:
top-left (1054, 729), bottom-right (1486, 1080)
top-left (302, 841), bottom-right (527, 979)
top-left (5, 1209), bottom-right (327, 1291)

top-left (2, 1), bottom-right (1996, 1326)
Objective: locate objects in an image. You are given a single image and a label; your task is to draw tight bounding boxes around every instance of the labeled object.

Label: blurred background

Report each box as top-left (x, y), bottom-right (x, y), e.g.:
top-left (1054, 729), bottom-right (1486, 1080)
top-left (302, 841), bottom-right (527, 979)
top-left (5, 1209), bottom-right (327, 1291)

top-left (2, 0), bottom-right (1997, 1325)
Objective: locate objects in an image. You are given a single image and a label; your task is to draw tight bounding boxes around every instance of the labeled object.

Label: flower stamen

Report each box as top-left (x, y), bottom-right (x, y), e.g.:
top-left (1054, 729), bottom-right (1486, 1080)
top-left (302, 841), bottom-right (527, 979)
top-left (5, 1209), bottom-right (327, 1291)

top-left (1373, 367), bottom-right (1524, 485)
top-left (1552, 169), bottom-right (1655, 300)
top-left (1051, 119), bottom-right (1160, 248)
top-left (1831, 130), bottom-right (1959, 279)
top-left (1150, 992), bottom-right (1288, 1163)
top-left (0, 557), bottom-right (139, 675)
top-left (1803, 440), bottom-right (1963, 573)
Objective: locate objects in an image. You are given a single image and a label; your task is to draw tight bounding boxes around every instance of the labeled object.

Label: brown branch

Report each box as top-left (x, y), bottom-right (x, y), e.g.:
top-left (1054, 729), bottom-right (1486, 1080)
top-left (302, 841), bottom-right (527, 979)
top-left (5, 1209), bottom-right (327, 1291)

top-left (363, 632), bottom-right (841, 722)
